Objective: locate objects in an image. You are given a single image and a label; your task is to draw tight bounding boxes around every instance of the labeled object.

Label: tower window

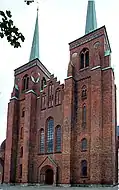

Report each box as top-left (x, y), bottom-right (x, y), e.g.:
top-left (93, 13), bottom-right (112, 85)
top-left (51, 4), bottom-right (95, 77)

top-left (20, 147), bottom-right (23, 157)
top-left (21, 108), bottom-right (25, 117)
top-left (41, 77), bottom-right (47, 90)
top-left (81, 160), bottom-right (87, 177)
top-left (82, 104), bottom-right (86, 128)
top-left (19, 164), bottom-right (22, 178)
top-left (80, 48), bottom-right (89, 69)
top-left (56, 125), bottom-right (61, 152)
top-left (82, 86), bottom-right (87, 100)
top-left (20, 127), bottom-right (23, 139)
top-left (81, 138), bottom-right (87, 151)
top-left (47, 118), bottom-right (54, 153)
top-left (40, 129), bottom-right (44, 153)
top-left (22, 74), bottom-right (29, 91)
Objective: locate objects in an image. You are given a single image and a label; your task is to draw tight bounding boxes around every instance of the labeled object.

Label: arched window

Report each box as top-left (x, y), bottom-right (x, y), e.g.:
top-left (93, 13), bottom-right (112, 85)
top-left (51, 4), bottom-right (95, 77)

top-left (82, 104), bottom-right (86, 128)
top-left (20, 147), bottom-right (23, 157)
top-left (47, 118), bottom-right (54, 153)
top-left (41, 77), bottom-right (47, 90)
top-left (41, 93), bottom-right (46, 110)
top-left (20, 127), bottom-right (23, 139)
top-left (19, 164), bottom-right (22, 178)
top-left (22, 74), bottom-right (29, 91)
top-left (80, 48), bottom-right (89, 69)
top-left (81, 86), bottom-right (87, 100)
top-left (81, 160), bottom-right (87, 177)
top-left (48, 82), bottom-right (54, 107)
top-left (21, 108), bottom-right (25, 117)
top-left (40, 129), bottom-right (44, 153)
top-left (55, 88), bottom-right (61, 105)
top-left (81, 138), bottom-right (87, 151)
top-left (56, 126), bottom-right (61, 152)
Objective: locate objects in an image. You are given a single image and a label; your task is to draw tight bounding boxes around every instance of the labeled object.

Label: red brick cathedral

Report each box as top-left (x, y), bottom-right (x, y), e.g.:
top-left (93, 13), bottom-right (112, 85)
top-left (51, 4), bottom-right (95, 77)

top-left (2, 0), bottom-right (118, 186)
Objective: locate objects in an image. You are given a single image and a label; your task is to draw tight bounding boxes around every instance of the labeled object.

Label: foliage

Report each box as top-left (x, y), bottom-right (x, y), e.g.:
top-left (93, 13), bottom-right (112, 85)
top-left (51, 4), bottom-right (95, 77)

top-left (0, 10), bottom-right (25, 48)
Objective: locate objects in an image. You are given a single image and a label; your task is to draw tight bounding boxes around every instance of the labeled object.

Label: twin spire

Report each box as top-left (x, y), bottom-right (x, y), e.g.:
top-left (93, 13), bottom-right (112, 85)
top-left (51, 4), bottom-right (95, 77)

top-left (29, 8), bottom-right (39, 62)
top-left (85, 0), bottom-right (97, 34)
top-left (29, 0), bottom-right (97, 62)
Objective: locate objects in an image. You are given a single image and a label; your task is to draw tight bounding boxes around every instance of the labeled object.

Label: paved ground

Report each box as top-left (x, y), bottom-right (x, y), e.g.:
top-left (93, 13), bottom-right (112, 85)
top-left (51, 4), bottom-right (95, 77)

top-left (0, 185), bottom-right (118, 190)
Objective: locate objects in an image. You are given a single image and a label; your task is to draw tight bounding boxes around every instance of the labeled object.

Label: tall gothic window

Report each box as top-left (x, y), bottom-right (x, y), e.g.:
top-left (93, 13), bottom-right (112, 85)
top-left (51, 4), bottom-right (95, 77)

top-left (82, 104), bottom-right (86, 128)
top-left (56, 126), bottom-right (61, 152)
top-left (22, 74), bottom-right (29, 91)
top-left (81, 138), bottom-right (87, 151)
top-left (47, 118), bottom-right (54, 153)
top-left (41, 93), bottom-right (46, 110)
top-left (21, 108), bottom-right (25, 117)
top-left (48, 82), bottom-right (54, 107)
top-left (40, 129), bottom-right (44, 153)
top-left (81, 160), bottom-right (87, 177)
top-left (55, 88), bottom-right (61, 105)
top-left (41, 77), bottom-right (47, 90)
top-left (80, 48), bottom-right (89, 69)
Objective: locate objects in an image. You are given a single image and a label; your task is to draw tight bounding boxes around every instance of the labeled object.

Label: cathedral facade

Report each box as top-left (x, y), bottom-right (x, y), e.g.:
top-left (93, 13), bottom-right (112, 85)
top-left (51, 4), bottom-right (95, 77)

top-left (2, 0), bottom-right (118, 186)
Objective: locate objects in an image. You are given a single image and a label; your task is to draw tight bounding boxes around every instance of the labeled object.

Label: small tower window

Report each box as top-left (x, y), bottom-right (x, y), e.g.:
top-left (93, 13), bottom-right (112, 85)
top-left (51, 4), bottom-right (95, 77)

top-left (19, 164), bottom-right (22, 178)
top-left (20, 127), bottom-right (23, 139)
top-left (80, 48), bottom-right (89, 69)
top-left (81, 138), bottom-right (87, 151)
top-left (82, 104), bottom-right (86, 128)
top-left (41, 77), bottom-right (47, 90)
top-left (22, 74), bottom-right (29, 91)
top-left (21, 108), bottom-right (25, 117)
top-left (82, 86), bottom-right (87, 100)
top-left (81, 160), bottom-right (87, 177)
top-left (20, 147), bottom-right (23, 157)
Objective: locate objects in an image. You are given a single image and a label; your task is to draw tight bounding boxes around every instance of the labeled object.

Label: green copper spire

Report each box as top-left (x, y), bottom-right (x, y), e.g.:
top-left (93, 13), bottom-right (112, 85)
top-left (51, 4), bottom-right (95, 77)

top-left (85, 0), bottom-right (97, 34)
top-left (29, 9), bottom-right (39, 61)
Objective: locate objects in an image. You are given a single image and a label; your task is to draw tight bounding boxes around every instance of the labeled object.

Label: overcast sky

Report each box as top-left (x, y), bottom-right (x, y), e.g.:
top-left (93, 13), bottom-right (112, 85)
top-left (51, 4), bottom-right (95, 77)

top-left (0, 0), bottom-right (119, 145)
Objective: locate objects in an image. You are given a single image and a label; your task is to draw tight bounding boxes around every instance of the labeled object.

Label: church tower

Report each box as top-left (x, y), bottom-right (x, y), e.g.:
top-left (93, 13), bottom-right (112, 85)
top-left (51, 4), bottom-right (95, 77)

top-left (67, 0), bottom-right (117, 185)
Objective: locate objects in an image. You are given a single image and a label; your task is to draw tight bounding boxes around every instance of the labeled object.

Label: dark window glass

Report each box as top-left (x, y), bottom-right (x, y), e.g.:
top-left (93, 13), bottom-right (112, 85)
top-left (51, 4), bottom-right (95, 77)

top-left (19, 164), bottom-right (22, 178)
top-left (22, 75), bottom-right (29, 91)
top-left (40, 129), bottom-right (44, 153)
top-left (56, 126), bottom-right (61, 152)
top-left (81, 138), bottom-right (87, 151)
top-left (22, 108), bottom-right (25, 117)
top-left (82, 105), bottom-right (86, 123)
top-left (20, 147), bottom-right (23, 157)
top-left (41, 77), bottom-right (47, 90)
top-left (85, 51), bottom-right (89, 67)
top-left (80, 53), bottom-right (84, 69)
top-left (20, 127), bottom-right (23, 139)
top-left (81, 160), bottom-right (87, 176)
top-left (47, 118), bottom-right (54, 153)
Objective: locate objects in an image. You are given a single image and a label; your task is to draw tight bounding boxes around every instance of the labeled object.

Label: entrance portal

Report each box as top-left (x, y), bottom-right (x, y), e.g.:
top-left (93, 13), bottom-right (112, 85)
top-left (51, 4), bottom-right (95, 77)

top-left (45, 169), bottom-right (53, 185)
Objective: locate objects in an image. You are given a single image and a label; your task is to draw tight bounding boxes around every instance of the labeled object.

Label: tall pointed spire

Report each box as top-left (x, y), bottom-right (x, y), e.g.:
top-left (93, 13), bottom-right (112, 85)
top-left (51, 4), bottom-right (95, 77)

top-left (85, 0), bottom-right (97, 35)
top-left (29, 8), bottom-right (39, 61)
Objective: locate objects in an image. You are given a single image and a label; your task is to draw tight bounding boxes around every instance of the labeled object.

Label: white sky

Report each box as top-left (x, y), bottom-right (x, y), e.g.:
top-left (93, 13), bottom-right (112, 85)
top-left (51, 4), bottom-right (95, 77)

top-left (0, 0), bottom-right (119, 145)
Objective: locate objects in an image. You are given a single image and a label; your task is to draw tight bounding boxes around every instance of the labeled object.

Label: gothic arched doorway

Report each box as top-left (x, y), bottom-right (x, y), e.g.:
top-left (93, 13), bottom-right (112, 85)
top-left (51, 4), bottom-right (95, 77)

top-left (45, 169), bottom-right (53, 185)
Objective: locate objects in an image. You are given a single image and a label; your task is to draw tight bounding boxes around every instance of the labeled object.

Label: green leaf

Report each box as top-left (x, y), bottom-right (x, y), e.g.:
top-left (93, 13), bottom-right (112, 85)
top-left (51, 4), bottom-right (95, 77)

top-left (6, 10), bottom-right (12, 18)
